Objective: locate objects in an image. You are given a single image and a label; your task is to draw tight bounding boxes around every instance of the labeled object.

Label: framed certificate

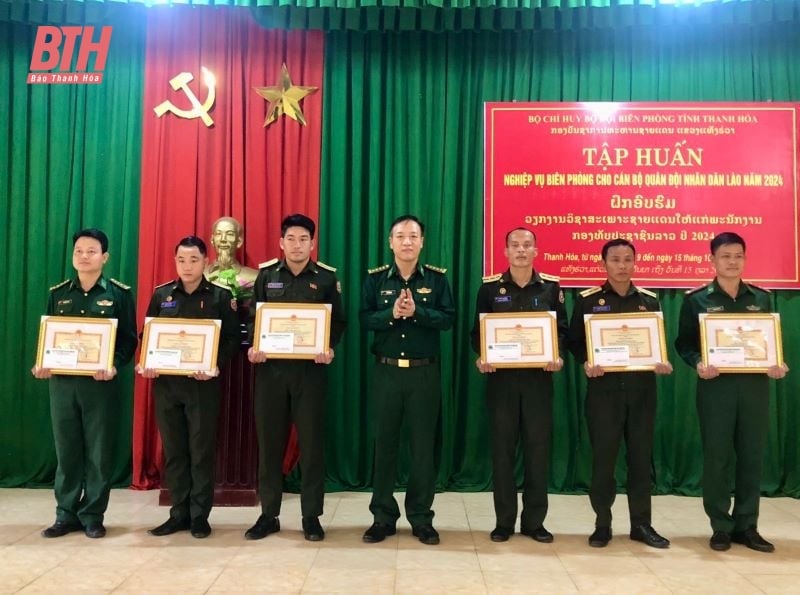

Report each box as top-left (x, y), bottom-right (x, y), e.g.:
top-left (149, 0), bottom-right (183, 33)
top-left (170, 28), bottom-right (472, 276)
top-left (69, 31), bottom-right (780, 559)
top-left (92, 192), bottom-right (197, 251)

top-left (699, 313), bottom-right (783, 373)
top-left (479, 312), bottom-right (559, 368)
top-left (584, 312), bottom-right (667, 372)
top-left (36, 316), bottom-right (118, 375)
top-left (140, 317), bottom-right (221, 375)
top-left (253, 302), bottom-right (332, 359)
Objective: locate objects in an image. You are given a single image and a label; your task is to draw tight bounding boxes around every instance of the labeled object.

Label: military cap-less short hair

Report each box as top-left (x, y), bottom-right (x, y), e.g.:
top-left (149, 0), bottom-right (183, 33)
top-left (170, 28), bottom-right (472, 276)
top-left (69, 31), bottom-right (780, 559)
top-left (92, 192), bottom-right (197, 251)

top-left (73, 228), bottom-right (109, 253)
top-left (281, 214), bottom-right (316, 239)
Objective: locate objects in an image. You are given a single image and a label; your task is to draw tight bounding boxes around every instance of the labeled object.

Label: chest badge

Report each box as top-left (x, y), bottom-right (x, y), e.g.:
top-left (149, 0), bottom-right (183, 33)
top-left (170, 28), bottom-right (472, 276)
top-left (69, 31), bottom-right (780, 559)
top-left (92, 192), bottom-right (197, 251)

top-left (417, 287), bottom-right (432, 294)
top-left (166, 295), bottom-right (173, 302)
top-left (499, 287), bottom-right (507, 295)
top-left (598, 298), bottom-right (605, 306)
top-left (746, 305), bottom-right (761, 311)
top-left (97, 299), bottom-right (114, 307)
top-left (309, 282), bottom-right (318, 290)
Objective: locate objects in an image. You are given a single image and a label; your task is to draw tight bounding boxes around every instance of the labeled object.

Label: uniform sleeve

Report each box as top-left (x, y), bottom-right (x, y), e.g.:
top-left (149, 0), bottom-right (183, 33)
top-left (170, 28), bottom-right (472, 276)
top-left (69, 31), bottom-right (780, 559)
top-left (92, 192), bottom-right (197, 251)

top-left (327, 274), bottom-right (347, 348)
top-left (470, 285), bottom-right (490, 354)
top-left (412, 275), bottom-right (455, 331)
top-left (675, 295), bottom-right (701, 368)
top-left (46, 290), bottom-right (57, 315)
top-left (567, 294), bottom-right (588, 364)
top-left (113, 289), bottom-right (138, 369)
top-left (553, 283), bottom-right (568, 358)
top-left (248, 268), bottom-right (267, 343)
top-left (359, 273), bottom-right (394, 330)
top-left (217, 290), bottom-right (241, 365)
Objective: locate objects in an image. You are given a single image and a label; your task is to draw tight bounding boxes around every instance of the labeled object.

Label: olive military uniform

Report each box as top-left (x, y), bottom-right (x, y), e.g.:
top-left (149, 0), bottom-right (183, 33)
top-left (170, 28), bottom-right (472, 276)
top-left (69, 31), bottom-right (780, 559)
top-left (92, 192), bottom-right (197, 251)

top-left (251, 258), bottom-right (346, 519)
top-left (360, 262), bottom-right (455, 527)
top-left (568, 282), bottom-right (662, 529)
top-left (675, 279), bottom-right (772, 534)
top-left (145, 278), bottom-right (240, 523)
top-left (47, 276), bottom-right (137, 526)
top-left (470, 270), bottom-right (568, 533)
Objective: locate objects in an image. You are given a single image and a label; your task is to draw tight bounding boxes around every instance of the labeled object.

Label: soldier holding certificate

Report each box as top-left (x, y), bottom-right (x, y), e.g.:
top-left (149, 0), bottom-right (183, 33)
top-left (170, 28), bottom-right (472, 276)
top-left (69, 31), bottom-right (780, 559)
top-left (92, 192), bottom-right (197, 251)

top-left (245, 214), bottom-right (346, 542)
top-left (140, 236), bottom-right (240, 539)
top-left (470, 227), bottom-right (567, 543)
top-left (675, 232), bottom-right (788, 553)
top-left (32, 228), bottom-right (137, 539)
top-left (568, 238), bottom-right (673, 549)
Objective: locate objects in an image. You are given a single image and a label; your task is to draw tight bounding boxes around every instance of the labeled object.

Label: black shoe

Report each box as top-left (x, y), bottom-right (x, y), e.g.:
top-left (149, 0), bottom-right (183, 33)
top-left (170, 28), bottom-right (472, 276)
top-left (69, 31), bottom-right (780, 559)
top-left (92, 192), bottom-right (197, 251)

top-left (589, 526), bottom-right (612, 548)
top-left (148, 517), bottom-right (191, 537)
top-left (84, 522), bottom-right (106, 539)
top-left (732, 527), bottom-right (774, 553)
top-left (245, 515), bottom-right (280, 540)
top-left (490, 526), bottom-right (514, 542)
top-left (190, 518), bottom-right (212, 539)
top-left (710, 531), bottom-right (732, 551)
top-left (41, 520), bottom-right (84, 538)
top-left (521, 526), bottom-right (554, 543)
top-left (412, 524), bottom-right (440, 545)
top-left (630, 524), bottom-right (670, 549)
top-left (362, 522), bottom-right (396, 543)
top-left (302, 517), bottom-right (325, 542)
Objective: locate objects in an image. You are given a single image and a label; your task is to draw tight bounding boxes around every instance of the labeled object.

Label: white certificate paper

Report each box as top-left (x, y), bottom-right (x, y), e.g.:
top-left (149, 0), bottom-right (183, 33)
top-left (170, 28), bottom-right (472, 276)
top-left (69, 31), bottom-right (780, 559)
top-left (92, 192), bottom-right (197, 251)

top-left (147, 349), bottom-right (182, 369)
top-left (593, 345), bottom-right (631, 366)
top-left (486, 343), bottom-right (522, 363)
top-left (707, 346), bottom-right (746, 367)
top-left (262, 332), bottom-right (294, 353)
top-left (42, 348), bottom-right (79, 369)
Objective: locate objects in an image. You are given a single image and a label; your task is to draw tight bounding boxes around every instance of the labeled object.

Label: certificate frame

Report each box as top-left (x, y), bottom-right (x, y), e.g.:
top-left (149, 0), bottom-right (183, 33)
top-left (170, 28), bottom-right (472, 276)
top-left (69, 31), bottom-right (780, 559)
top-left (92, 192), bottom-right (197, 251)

top-left (699, 313), bottom-right (783, 373)
top-left (584, 312), bottom-right (667, 372)
top-left (36, 316), bottom-right (118, 375)
top-left (140, 317), bottom-right (221, 375)
top-left (253, 302), bottom-right (332, 359)
top-left (479, 311), bottom-right (559, 369)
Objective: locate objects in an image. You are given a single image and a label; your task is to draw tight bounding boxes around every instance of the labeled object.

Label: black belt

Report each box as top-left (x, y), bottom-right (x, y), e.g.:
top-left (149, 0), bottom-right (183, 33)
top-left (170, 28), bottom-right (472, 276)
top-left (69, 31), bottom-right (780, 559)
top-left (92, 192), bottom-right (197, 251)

top-left (377, 356), bottom-right (437, 368)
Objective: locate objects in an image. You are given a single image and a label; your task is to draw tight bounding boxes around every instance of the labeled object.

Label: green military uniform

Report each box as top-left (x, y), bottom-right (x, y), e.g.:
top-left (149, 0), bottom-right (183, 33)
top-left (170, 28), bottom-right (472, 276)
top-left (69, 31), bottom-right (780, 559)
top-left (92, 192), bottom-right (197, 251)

top-left (568, 281), bottom-right (662, 529)
top-left (47, 276), bottom-right (137, 526)
top-left (251, 258), bottom-right (346, 519)
top-left (675, 279), bottom-right (772, 534)
top-left (145, 278), bottom-right (240, 523)
top-left (469, 269), bottom-right (568, 532)
top-left (360, 262), bottom-right (455, 527)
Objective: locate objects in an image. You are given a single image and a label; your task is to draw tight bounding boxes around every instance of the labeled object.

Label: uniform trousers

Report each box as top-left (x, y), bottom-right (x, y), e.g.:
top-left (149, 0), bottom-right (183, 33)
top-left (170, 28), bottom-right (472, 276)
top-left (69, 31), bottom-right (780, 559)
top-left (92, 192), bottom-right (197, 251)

top-left (696, 375), bottom-right (770, 533)
top-left (486, 369), bottom-right (553, 531)
top-left (50, 376), bottom-right (120, 525)
top-left (254, 360), bottom-right (326, 518)
top-left (153, 376), bottom-right (221, 522)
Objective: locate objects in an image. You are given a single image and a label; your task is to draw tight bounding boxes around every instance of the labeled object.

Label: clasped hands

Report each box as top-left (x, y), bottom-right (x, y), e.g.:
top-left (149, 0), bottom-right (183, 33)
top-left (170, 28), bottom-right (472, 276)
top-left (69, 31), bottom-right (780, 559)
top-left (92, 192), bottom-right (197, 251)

top-left (392, 289), bottom-right (416, 319)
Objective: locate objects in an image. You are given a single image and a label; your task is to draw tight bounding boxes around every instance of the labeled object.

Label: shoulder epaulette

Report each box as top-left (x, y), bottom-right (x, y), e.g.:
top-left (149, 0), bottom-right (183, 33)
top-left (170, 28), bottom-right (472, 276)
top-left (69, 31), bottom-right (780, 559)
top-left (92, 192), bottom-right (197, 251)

top-left (110, 278), bottom-right (131, 290)
top-left (154, 279), bottom-right (175, 290)
top-left (49, 279), bottom-right (70, 292)
top-left (259, 258), bottom-right (279, 269)
top-left (685, 284), bottom-right (707, 295)
top-left (211, 281), bottom-right (233, 294)
top-left (746, 282), bottom-right (771, 294)
top-left (424, 264), bottom-right (447, 274)
top-left (482, 273), bottom-right (502, 283)
top-left (579, 286), bottom-right (602, 298)
top-left (368, 264), bottom-right (390, 274)
top-left (637, 287), bottom-right (658, 299)
top-left (539, 272), bottom-right (560, 283)
top-left (316, 261), bottom-right (337, 273)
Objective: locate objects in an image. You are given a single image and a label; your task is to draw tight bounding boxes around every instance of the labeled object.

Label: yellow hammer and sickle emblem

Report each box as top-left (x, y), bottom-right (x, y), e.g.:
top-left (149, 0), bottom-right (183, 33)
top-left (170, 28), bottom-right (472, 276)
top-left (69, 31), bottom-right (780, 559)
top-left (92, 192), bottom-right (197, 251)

top-left (153, 66), bottom-right (217, 127)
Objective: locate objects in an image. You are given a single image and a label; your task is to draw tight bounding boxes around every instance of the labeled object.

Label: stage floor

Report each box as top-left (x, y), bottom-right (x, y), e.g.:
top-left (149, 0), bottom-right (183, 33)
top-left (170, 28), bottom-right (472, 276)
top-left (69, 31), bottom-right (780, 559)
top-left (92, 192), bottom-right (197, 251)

top-left (1, 489), bottom-right (799, 593)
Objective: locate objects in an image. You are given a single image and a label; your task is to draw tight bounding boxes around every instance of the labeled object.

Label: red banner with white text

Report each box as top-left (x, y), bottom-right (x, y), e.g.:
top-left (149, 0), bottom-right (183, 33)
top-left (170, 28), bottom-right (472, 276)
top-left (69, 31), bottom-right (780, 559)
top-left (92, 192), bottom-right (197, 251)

top-left (484, 103), bottom-right (800, 288)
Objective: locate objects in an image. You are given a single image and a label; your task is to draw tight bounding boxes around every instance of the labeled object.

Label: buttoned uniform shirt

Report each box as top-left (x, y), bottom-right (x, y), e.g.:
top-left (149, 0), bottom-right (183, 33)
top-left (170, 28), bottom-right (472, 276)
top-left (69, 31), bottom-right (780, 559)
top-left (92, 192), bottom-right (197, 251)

top-left (145, 278), bottom-right (241, 366)
top-left (251, 258), bottom-right (346, 348)
top-left (568, 281), bottom-right (662, 386)
top-left (360, 262), bottom-right (455, 359)
top-left (48, 275), bottom-right (137, 369)
top-left (469, 269), bottom-right (568, 357)
top-left (675, 278), bottom-right (773, 368)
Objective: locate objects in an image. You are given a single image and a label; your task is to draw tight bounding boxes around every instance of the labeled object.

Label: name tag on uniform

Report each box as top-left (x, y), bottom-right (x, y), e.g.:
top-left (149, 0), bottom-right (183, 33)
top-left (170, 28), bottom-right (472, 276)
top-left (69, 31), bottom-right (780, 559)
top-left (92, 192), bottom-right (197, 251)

top-left (494, 296), bottom-right (511, 303)
top-left (267, 282), bottom-right (284, 289)
top-left (160, 301), bottom-right (177, 308)
top-left (592, 305), bottom-right (612, 312)
top-left (706, 306), bottom-right (724, 313)
top-left (380, 290), bottom-right (395, 296)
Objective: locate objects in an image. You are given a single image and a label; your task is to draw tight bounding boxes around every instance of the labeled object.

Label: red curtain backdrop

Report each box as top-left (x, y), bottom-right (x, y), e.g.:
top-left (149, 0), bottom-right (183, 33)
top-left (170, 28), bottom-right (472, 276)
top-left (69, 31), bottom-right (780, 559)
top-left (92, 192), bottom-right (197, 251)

top-left (132, 6), bottom-right (324, 489)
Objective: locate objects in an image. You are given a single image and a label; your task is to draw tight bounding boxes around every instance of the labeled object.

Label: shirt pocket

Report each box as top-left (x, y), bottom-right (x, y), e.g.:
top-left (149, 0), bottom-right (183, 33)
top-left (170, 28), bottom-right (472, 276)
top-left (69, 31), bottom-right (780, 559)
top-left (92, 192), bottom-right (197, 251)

top-left (89, 298), bottom-right (116, 318)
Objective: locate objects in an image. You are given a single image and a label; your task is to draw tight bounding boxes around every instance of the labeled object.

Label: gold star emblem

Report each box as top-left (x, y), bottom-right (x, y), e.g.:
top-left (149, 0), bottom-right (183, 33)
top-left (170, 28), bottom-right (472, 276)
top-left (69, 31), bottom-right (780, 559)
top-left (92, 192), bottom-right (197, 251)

top-left (253, 63), bottom-right (318, 127)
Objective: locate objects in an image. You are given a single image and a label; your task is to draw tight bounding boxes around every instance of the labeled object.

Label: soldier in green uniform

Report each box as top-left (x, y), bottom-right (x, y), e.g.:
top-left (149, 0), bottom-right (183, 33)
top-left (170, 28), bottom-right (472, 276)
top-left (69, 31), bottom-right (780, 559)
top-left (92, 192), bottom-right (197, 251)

top-left (470, 228), bottom-right (567, 543)
top-left (675, 232), bottom-right (788, 553)
top-left (360, 214), bottom-right (455, 546)
top-left (245, 214), bottom-right (346, 542)
top-left (141, 236), bottom-right (240, 539)
top-left (32, 228), bottom-right (137, 539)
top-left (568, 238), bottom-right (672, 549)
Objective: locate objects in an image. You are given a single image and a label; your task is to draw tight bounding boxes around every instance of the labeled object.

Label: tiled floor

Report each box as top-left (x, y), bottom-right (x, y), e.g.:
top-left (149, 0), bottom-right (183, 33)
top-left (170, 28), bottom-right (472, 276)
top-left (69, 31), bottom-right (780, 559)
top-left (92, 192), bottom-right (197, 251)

top-left (1, 489), bottom-right (799, 593)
